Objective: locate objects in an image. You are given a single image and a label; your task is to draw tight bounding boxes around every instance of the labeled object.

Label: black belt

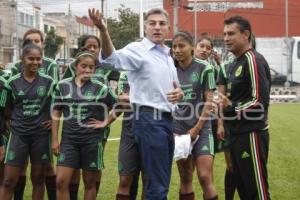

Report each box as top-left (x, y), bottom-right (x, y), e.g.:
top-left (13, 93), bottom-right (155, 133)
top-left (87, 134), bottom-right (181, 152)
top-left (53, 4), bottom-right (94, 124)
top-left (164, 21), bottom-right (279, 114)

top-left (134, 105), bottom-right (173, 120)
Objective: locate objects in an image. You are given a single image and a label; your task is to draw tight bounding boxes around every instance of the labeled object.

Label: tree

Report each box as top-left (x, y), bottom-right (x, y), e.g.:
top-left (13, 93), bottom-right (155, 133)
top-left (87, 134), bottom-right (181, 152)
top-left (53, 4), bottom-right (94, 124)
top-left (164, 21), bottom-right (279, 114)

top-left (71, 34), bottom-right (88, 58)
top-left (44, 28), bottom-right (63, 59)
top-left (107, 5), bottom-right (140, 49)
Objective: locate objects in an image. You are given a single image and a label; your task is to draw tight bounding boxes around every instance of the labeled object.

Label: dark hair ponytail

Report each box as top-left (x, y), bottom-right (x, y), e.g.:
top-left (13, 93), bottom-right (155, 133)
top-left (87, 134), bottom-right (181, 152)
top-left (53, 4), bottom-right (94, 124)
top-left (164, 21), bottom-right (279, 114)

top-left (74, 48), bottom-right (96, 67)
top-left (172, 31), bottom-right (195, 59)
top-left (80, 35), bottom-right (101, 48)
top-left (173, 31), bottom-right (194, 46)
top-left (196, 34), bottom-right (214, 49)
top-left (21, 43), bottom-right (43, 60)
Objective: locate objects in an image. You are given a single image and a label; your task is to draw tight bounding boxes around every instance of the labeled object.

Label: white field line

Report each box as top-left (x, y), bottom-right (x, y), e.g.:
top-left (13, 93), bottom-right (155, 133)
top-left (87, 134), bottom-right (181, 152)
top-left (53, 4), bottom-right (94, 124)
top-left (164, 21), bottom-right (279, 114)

top-left (107, 137), bottom-right (120, 141)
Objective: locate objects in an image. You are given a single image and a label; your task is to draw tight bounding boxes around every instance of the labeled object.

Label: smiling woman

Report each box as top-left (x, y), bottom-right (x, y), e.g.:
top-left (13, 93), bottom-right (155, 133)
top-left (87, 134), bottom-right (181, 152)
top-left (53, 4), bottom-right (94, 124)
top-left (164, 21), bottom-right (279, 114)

top-left (10, 29), bottom-right (60, 84)
top-left (172, 31), bottom-right (218, 200)
top-left (22, 46), bottom-right (43, 75)
top-left (0, 43), bottom-right (55, 200)
top-left (51, 49), bottom-right (118, 200)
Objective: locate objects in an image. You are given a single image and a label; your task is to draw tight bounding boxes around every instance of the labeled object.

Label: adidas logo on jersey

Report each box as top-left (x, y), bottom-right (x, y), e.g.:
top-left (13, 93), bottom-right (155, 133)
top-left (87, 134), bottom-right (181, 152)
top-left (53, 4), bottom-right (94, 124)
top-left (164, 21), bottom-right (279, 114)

top-left (241, 151), bottom-right (251, 159)
top-left (41, 154), bottom-right (49, 160)
top-left (89, 162), bottom-right (97, 168)
top-left (201, 145), bottom-right (209, 151)
top-left (58, 153), bottom-right (65, 162)
top-left (17, 90), bottom-right (25, 96)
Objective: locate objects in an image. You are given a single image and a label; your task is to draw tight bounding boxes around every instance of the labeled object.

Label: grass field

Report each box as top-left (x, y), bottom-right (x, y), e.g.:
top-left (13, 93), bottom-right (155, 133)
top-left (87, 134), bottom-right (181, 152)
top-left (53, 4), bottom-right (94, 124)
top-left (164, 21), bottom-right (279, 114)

top-left (23, 104), bottom-right (300, 199)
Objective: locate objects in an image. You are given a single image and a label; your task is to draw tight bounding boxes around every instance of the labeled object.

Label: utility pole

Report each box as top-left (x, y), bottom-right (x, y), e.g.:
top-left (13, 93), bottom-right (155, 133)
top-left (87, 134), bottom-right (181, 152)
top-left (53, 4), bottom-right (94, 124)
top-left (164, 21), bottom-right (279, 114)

top-left (13, 0), bottom-right (18, 62)
top-left (285, 0), bottom-right (289, 39)
top-left (173, 0), bottom-right (179, 35)
top-left (285, 0), bottom-right (291, 84)
top-left (101, 0), bottom-right (107, 24)
top-left (139, 0), bottom-right (144, 38)
top-left (67, 3), bottom-right (71, 58)
top-left (101, 0), bottom-right (104, 13)
top-left (194, 0), bottom-right (197, 42)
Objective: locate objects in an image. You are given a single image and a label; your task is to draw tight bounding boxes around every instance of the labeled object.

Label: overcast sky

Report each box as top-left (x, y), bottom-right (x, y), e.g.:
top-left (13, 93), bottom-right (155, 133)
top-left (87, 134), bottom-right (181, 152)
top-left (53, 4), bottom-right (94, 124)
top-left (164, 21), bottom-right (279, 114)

top-left (25, 0), bottom-right (163, 17)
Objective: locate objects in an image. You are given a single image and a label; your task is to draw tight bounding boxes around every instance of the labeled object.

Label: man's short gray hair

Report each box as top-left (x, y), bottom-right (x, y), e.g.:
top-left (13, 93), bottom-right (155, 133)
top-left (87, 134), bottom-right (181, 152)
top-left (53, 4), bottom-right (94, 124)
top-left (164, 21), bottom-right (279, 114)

top-left (144, 8), bottom-right (169, 24)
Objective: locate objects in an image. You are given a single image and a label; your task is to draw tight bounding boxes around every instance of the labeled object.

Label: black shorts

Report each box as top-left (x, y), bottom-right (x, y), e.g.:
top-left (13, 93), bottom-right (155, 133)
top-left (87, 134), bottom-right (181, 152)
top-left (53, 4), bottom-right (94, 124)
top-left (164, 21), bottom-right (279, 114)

top-left (118, 132), bottom-right (140, 176)
top-left (192, 126), bottom-right (215, 157)
top-left (1, 130), bottom-right (9, 147)
top-left (5, 134), bottom-right (51, 167)
top-left (1, 131), bottom-right (9, 166)
top-left (102, 126), bottom-right (110, 142)
top-left (57, 138), bottom-right (104, 171)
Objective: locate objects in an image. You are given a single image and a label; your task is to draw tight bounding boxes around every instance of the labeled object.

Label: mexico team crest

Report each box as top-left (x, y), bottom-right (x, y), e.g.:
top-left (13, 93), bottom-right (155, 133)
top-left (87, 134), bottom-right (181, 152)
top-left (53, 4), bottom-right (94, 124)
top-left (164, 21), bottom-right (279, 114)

top-left (84, 90), bottom-right (94, 99)
top-left (235, 65), bottom-right (243, 77)
top-left (37, 86), bottom-right (46, 97)
top-left (190, 72), bottom-right (199, 83)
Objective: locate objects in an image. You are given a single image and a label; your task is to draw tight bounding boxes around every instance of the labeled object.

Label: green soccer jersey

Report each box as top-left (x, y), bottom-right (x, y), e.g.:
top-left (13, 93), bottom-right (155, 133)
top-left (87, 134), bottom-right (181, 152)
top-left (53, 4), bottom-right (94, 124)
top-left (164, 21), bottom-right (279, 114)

top-left (217, 49), bottom-right (271, 134)
top-left (0, 76), bottom-right (8, 145)
top-left (173, 58), bottom-right (216, 134)
top-left (0, 70), bottom-right (10, 80)
top-left (117, 72), bottom-right (134, 137)
top-left (117, 72), bottom-right (130, 95)
top-left (0, 76), bottom-right (7, 108)
top-left (62, 60), bottom-right (120, 83)
top-left (5, 72), bottom-right (55, 136)
top-left (53, 78), bottom-right (117, 143)
top-left (11, 57), bottom-right (59, 83)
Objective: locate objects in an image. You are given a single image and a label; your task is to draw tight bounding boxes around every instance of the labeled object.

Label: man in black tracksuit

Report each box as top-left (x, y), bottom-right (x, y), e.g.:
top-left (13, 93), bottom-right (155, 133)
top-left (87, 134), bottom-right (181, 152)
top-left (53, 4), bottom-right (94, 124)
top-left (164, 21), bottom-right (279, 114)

top-left (218, 15), bottom-right (271, 200)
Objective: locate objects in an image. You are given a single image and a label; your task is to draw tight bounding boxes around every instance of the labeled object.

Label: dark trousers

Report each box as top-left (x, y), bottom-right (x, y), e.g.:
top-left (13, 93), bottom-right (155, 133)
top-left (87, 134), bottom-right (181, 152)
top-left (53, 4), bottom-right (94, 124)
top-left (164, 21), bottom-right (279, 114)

top-left (230, 130), bottom-right (271, 200)
top-left (133, 111), bottom-right (174, 200)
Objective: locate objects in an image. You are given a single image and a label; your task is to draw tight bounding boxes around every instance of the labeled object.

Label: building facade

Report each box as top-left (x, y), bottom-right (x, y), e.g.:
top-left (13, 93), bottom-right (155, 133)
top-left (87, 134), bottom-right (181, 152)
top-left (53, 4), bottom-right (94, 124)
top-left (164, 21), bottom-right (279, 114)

top-left (0, 0), bottom-right (43, 64)
top-left (0, 0), bottom-right (17, 64)
top-left (164, 0), bottom-right (300, 39)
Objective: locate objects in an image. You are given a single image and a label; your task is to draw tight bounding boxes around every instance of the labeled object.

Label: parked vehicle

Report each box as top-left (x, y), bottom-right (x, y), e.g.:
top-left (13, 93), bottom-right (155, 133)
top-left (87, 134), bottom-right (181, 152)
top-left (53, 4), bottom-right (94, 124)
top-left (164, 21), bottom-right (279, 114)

top-left (270, 68), bottom-right (287, 86)
top-left (256, 37), bottom-right (300, 85)
top-left (3, 62), bottom-right (14, 75)
top-left (55, 58), bottom-right (75, 75)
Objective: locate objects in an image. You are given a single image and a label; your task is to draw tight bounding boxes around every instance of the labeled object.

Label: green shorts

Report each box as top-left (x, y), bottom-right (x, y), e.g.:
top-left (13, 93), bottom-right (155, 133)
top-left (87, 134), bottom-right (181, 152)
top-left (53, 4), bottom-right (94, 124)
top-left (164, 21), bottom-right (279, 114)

top-left (192, 126), bottom-right (215, 157)
top-left (57, 138), bottom-right (104, 171)
top-left (1, 130), bottom-right (9, 147)
top-left (118, 131), bottom-right (140, 176)
top-left (5, 133), bottom-right (51, 167)
top-left (102, 126), bottom-right (110, 142)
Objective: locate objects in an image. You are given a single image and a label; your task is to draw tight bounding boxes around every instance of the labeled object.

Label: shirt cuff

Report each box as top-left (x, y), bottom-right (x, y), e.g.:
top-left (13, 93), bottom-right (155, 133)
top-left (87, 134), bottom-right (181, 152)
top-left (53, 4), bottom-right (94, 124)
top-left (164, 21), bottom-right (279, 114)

top-left (99, 49), bottom-right (117, 63)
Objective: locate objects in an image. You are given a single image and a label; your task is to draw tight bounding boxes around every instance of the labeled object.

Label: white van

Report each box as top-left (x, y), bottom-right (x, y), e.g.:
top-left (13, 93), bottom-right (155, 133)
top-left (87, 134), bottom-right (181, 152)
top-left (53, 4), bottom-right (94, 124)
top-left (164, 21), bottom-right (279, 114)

top-left (256, 37), bottom-right (300, 85)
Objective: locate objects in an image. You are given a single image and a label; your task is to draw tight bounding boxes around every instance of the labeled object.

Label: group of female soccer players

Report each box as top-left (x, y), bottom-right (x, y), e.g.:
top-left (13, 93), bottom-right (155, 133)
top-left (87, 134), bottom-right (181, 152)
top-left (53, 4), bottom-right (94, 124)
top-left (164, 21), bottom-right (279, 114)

top-left (0, 27), bottom-right (236, 200)
top-left (0, 28), bottom-right (118, 200)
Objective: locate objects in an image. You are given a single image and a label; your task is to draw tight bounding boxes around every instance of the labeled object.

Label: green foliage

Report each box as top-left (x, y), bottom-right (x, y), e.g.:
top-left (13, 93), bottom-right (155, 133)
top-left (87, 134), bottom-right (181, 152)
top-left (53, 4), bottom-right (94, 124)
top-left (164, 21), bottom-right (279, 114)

top-left (107, 5), bottom-right (140, 49)
top-left (71, 34), bottom-right (88, 58)
top-left (44, 29), bottom-right (63, 59)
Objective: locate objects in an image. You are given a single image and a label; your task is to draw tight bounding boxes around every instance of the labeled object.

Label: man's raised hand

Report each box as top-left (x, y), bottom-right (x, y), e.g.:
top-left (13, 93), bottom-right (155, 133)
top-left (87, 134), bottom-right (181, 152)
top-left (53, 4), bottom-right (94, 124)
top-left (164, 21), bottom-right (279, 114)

top-left (88, 8), bottom-right (107, 32)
